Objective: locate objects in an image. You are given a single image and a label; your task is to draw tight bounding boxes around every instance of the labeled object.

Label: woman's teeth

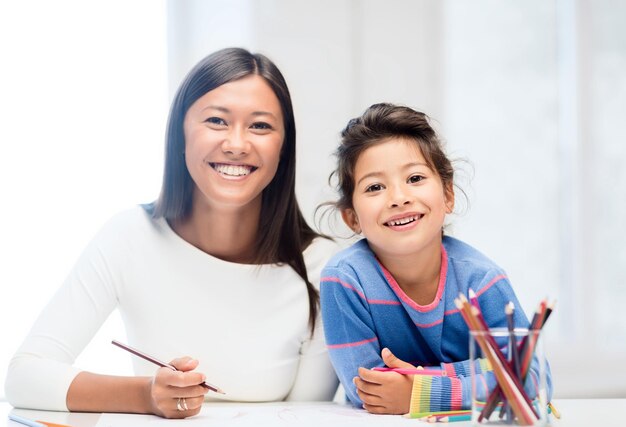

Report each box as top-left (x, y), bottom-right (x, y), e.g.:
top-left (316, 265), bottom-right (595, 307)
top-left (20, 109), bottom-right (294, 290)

top-left (212, 164), bottom-right (253, 176)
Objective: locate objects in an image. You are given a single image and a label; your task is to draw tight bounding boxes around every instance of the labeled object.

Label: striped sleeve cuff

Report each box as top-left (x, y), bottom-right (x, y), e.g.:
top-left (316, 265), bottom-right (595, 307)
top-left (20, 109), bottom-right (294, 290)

top-left (409, 375), bottom-right (464, 415)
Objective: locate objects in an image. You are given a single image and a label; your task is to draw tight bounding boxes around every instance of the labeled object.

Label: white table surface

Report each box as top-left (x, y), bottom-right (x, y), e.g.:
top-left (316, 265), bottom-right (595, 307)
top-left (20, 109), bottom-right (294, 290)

top-left (2, 399), bottom-right (623, 427)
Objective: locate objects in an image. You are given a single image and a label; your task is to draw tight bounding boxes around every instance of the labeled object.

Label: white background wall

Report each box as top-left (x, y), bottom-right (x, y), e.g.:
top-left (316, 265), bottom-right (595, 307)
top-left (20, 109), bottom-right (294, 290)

top-left (2, 0), bottom-right (625, 400)
top-left (0, 0), bottom-right (168, 384)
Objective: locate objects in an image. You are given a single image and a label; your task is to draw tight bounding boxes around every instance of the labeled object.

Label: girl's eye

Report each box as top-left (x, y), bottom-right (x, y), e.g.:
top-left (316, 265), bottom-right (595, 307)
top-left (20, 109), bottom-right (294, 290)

top-left (250, 122), bottom-right (272, 130)
top-left (408, 175), bottom-right (425, 184)
top-left (205, 117), bottom-right (226, 126)
top-left (365, 183), bottom-right (384, 193)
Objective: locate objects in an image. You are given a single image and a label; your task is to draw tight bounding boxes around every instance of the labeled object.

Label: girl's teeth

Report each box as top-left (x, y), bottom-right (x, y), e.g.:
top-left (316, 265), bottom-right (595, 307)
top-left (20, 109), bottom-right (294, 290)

top-left (389, 215), bottom-right (418, 226)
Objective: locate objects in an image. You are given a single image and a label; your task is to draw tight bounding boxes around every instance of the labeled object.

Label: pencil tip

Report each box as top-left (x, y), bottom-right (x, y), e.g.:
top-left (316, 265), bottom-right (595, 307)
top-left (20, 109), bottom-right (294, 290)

top-left (505, 301), bottom-right (515, 314)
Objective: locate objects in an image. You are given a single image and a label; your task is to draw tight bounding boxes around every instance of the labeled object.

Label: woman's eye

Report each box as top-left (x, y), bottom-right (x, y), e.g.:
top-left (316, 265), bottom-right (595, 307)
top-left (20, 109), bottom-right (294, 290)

top-left (250, 122), bottom-right (272, 130)
top-left (408, 175), bottom-right (425, 184)
top-left (365, 183), bottom-right (384, 193)
top-left (205, 117), bottom-right (226, 126)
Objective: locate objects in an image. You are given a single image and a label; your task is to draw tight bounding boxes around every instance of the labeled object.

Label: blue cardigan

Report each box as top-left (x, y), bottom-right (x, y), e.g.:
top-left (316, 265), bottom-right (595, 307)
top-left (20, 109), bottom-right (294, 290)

top-left (320, 236), bottom-right (552, 411)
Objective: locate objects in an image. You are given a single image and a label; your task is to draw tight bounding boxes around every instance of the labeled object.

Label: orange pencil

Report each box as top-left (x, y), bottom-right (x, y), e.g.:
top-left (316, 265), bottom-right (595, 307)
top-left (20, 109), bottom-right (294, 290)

top-left (37, 422), bottom-right (73, 427)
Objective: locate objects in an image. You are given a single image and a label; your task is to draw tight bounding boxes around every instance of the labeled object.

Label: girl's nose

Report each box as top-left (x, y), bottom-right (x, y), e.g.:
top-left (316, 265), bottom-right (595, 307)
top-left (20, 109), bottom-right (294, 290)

top-left (388, 186), bottom-right (412, 208)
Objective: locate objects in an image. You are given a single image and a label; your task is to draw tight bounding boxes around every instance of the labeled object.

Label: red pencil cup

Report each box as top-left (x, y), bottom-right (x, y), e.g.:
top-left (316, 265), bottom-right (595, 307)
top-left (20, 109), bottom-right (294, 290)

top-left (469, 328), bottom-right (548, 426)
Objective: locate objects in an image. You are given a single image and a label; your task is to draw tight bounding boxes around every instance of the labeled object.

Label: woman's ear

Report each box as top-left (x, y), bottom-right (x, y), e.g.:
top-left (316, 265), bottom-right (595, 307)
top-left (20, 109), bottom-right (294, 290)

top-left (341, 208), bottom-right (361, 234)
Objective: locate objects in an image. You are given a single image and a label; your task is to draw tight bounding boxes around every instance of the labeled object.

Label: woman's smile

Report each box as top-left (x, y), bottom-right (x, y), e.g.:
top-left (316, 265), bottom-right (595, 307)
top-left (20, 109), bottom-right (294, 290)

top-left (209, 162), bottom-right (258, 179)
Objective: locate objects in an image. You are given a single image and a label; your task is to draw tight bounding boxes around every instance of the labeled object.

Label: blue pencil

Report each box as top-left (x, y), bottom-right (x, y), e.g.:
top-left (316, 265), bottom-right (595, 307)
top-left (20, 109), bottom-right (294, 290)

top-left (8, 414), bottom-right (46, 427)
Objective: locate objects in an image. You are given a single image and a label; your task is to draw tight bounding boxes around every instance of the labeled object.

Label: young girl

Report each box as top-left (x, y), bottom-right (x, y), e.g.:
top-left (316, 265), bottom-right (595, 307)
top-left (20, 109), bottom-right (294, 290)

top-left (320, 103), bottom-right (552, 415)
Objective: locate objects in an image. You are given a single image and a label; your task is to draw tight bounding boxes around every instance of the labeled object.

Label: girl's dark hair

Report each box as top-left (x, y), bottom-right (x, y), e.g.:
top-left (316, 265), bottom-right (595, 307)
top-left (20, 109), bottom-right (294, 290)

top-left (333, 103), bottom-right (454, 211)
top-left (152, 47), bottom-right (321, 333)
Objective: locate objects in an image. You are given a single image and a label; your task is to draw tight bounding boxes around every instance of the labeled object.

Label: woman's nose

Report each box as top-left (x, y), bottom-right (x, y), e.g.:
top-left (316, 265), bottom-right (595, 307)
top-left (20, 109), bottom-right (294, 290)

top-left (221, 128), bottom-right (249, 156)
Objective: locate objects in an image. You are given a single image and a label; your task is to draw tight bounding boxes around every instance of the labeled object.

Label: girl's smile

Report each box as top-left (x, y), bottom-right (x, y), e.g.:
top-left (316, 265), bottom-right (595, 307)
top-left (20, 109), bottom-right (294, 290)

top-left (383, 212), bottom-right (424, 229)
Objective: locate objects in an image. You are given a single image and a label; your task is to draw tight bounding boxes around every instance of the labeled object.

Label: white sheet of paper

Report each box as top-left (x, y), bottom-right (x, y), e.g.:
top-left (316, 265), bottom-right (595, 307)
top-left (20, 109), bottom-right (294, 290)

top-left (94, 402), bottom-right (418, 427)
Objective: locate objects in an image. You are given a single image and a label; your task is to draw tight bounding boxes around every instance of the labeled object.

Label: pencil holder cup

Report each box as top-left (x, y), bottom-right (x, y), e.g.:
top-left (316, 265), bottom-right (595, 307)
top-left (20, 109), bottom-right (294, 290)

top-left (469, 328), bottom-right (548, 426)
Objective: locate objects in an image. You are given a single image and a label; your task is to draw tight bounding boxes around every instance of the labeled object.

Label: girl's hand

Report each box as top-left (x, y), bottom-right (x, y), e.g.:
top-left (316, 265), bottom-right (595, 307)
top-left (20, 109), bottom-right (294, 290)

top-left (149, 356), bottom-right (209, 418)
top-left (354, 348), bottom-right (416, 415)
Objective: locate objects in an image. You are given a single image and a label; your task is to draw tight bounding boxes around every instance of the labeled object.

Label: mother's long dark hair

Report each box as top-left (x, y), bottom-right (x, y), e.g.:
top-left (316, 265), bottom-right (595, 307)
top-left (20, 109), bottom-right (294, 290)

top-left (152, 47), bottom-right (322, 333)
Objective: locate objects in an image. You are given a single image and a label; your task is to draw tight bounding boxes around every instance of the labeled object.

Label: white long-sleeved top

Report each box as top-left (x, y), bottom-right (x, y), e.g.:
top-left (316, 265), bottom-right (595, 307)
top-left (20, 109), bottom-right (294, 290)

top-left (5, 206), bottom-right (339, 410)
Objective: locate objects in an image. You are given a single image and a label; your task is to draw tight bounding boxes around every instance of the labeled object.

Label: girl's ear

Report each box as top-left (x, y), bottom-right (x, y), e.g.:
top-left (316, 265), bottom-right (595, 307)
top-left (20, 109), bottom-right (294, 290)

top-left (341, 208), bottom-right (361, 234)
top-left (444, 183), bottom-right (455, 214)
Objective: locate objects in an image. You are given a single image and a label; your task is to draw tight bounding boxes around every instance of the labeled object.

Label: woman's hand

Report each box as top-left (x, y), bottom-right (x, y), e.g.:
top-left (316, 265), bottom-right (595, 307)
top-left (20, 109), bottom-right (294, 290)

top-left (354, 348), bottom-right (416, 415)
top-left (149, 357), bottom-right (210, 418)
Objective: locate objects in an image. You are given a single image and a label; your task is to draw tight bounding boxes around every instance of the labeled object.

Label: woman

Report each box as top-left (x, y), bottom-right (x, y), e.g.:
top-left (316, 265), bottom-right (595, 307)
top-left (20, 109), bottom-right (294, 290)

top-left (5, 48), bottom-right (339, 418)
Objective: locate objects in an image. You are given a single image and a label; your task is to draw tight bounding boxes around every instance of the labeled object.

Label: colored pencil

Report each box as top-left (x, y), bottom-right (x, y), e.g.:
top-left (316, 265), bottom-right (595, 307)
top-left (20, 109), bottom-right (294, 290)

top-left (37, 423), bottom-right (73, 427)
top-left (505, 302), bottom-right (521, 379)
top-left (372, 367), bottom-right (446, 376)
top-left (504, 301), bottom-right (520, 422)
top-left (111, 340), bottom-right (225, 394)
top-left (519, 301), bottom-right (548, 381)
top-left (548, 402), bottom-right (561, 419)
top-left (543, 301), bottom-right (554, 327)
top-left (468, 288), bottom-right (480, 305)
top-left (8, 414), bottom-right (46, 427)
top-left (429, 414), bottom-right (472, 423)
